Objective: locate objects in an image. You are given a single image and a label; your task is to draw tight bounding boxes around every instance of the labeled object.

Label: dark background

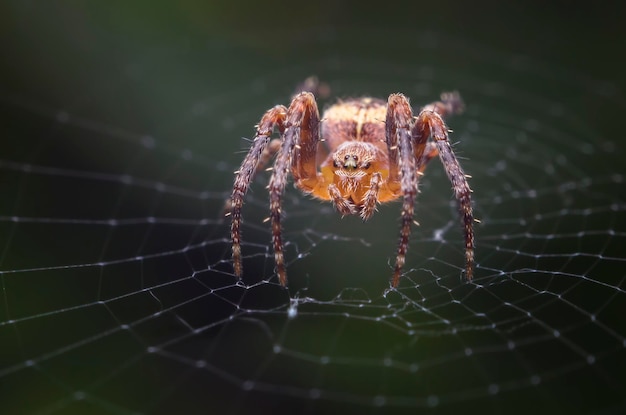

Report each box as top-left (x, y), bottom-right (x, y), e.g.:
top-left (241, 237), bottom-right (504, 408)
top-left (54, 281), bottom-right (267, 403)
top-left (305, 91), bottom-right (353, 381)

top-left (1, 1), bottom-right (625, 414)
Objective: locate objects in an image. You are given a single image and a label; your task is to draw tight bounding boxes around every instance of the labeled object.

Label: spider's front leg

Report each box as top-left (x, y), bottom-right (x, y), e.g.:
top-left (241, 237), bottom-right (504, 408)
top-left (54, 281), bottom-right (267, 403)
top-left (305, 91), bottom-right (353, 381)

top-left (386, 94), bottom-right (418, 287)
top-left (414, 108), bottom-right (475, 282)
top-left (269, 92), bottom-right (322, 286)
top-left (231, 105), bottom-right (287, 280)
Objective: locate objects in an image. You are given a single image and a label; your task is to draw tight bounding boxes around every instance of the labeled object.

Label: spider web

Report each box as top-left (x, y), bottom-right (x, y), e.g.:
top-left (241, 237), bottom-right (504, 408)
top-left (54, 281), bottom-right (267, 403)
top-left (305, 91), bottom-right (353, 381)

top-left (2, 5), bottom-right (626, 415)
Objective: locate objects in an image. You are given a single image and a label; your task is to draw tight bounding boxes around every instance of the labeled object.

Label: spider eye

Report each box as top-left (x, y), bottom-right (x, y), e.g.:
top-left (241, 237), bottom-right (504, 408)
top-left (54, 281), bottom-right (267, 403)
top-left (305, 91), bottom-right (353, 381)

top-left (342, 155), bottom-right (359, 170)
top-left (362, 162), bottom-right (371, 169)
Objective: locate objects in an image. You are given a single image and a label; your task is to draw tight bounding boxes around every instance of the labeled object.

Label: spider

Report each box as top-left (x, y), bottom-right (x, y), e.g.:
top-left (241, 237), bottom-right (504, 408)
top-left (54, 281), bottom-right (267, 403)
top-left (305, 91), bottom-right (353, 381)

top-left (229, 78), bottom-right (474, 287)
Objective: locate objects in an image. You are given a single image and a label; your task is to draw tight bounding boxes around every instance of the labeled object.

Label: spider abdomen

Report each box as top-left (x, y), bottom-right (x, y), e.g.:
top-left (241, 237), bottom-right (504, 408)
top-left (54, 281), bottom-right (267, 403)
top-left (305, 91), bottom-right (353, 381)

top-left (321, 97), bottom-right (387, 149)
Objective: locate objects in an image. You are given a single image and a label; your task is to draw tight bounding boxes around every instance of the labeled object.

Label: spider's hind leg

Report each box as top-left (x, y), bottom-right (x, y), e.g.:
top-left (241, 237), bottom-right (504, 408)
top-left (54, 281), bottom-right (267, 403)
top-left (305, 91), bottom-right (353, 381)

top-left (293, 76), bottom-right (331, 100)
top-left (420, 91), bottom-right (465, 119)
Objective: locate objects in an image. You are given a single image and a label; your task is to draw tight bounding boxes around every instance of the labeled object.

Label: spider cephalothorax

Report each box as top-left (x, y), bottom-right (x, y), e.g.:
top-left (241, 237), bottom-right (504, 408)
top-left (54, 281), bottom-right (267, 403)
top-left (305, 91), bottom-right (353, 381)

top-left (230, 79), bottom-right (474, 287)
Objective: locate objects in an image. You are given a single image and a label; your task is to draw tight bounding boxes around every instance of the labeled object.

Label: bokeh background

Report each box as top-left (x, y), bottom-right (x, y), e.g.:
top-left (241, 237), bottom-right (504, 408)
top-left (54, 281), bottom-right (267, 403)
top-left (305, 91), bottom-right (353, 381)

top-left (1, 1), bottom-right (625, 414)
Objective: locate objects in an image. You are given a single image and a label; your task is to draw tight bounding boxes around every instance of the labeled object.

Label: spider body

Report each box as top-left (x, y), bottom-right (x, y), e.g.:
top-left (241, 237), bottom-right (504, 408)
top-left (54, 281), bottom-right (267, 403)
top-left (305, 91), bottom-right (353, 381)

top-left (230, 80), bottom-right (474, 287)
top-left (317, 98), bottom-right (401, 215)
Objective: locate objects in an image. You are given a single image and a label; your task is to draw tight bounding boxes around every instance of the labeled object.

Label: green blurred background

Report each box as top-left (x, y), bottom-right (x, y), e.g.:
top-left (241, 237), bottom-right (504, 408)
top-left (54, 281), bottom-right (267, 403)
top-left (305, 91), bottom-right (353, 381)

top-left (1, 1), bottom-right (625, 414)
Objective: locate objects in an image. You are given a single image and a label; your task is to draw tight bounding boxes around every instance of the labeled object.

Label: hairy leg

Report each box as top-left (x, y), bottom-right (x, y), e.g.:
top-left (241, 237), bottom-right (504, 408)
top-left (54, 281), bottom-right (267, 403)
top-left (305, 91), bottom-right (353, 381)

top-left (413, 91), bottom-right (464, 174)
top-left (329, 184), bottom-right (357, 216)
top-left (293, 76), bottom-right (331, 100)
top-left (420, 91), bottom-right (465, 119)
top-left (386, 94), bottom-right (418, 287)
top-left (413, 142), bottom-right (439, 176)
top-left (290, 92), bottom-right (322, 192)
top-left (414, 109), bottom-right (475, 281)
top-left (231, 105), bottom-right (287, 279)
top-left (360, 172), bottom-right (382, 220)
top-left (269, 92), bottom-right (321, 286)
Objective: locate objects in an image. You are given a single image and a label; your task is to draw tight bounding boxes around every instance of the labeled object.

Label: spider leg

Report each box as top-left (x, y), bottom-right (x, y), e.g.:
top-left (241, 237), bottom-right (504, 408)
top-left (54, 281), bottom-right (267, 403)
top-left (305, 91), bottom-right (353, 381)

top-left (420, 91), bottom-right (465, 118)
top-left (270, 92), bottom-right (321, 286)
top-left (415, 142), bottom-right (438, 174)
top-left (360, 172), bottom-right (382, 220)
top-left (258, 139), bottom-right (283, 171)
top-left (411, 91), bottom-right (464, 172)
top-left (290, 92), bottom-right (322, 190)
top-left (386, 94), bottom-right (418, 287)
top-left (414, 109), bottom-right (475, 281)
top-left (293, 76), bottom-right (331, 100)
top-left (329, 184), bottom-right (357, 216)
top-left (231, 105), bottom-right (287, 279)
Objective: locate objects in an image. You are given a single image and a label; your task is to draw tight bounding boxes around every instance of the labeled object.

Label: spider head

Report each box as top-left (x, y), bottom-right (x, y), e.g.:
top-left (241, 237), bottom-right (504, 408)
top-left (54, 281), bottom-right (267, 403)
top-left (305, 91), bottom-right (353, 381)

top-left (323, 141), bottom-right (390, 205)
top-left (331, 142), bottom-right (379, 179)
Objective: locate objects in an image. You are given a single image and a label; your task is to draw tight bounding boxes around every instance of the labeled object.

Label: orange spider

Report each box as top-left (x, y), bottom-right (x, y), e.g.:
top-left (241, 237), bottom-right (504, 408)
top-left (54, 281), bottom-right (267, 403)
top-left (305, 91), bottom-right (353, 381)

top-left (230, 78), bottom-right (474, 287)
